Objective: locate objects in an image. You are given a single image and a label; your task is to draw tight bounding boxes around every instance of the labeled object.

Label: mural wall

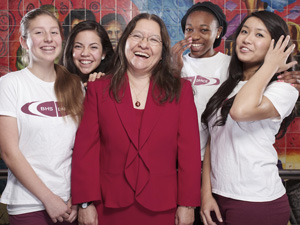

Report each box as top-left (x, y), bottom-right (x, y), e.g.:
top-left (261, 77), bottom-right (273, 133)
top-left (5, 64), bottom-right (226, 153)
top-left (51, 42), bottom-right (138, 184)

top-left (0, 0), bottom-right (300, 166)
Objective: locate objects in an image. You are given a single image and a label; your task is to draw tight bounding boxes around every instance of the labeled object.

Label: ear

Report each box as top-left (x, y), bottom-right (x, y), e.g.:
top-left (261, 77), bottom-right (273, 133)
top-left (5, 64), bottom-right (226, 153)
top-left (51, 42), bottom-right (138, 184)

top-left (216, 26), bottom-right (223, 39)
top-left (20, 36), bottom-right (29, 50)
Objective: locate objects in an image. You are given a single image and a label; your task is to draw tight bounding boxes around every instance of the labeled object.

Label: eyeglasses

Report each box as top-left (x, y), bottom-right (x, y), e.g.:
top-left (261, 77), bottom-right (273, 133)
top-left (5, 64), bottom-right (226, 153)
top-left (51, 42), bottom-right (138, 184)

top-left (129, 32), bottom-right (162, 46)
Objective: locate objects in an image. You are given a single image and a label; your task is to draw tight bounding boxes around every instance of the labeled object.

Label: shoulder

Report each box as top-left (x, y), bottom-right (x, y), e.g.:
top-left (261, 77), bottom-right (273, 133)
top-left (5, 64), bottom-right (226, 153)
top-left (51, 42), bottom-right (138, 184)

top-left (86, 74), bottom-right (112, 92)
top-left (180, 78), bottom-right (193, 96)
top-left (0, 70), bottom-right (25, 86)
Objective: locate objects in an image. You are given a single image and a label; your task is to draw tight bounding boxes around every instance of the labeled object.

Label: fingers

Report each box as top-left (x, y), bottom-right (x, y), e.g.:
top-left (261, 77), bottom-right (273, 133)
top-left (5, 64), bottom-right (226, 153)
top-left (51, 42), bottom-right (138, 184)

top-left (214, 206), bottom-right (223, 223)
top-left (172, 37), bottom-right (192, 55)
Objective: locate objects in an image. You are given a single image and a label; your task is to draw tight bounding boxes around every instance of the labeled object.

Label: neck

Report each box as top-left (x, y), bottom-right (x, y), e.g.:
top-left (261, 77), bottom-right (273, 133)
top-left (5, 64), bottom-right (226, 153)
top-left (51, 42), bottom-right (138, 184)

top-left (27, 62), bottom-right (56, 82)
top-left (242, 64), bottom-right (260, 81)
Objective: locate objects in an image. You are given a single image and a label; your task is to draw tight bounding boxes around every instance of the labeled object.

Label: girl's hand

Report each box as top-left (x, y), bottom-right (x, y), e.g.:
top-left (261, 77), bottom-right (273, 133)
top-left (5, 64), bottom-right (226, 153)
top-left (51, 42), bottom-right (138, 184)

top-left (64, 198), bottom-right (78, 223)
top-left (88, 72), bottom-right (105, 82)
top-left (43, 194), bottom-right (71, 223)
top-left (200, 194), bottom-right (222, 225)
top-left (171, 37), bottom-right (192, 74)
top-left (84, 72), bottom-right (106, 87)
top-left (277, 70), bottom-right (300, 92)
top-left (264, 35), bottom-right (297, 73)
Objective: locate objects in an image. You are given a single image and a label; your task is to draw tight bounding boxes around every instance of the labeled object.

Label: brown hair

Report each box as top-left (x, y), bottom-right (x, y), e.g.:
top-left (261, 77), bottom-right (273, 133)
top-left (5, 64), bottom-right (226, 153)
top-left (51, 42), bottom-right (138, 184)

top-left (20, 8), bottom-right (83, 122)
top-left (109, 13), bottom-right (181, 103)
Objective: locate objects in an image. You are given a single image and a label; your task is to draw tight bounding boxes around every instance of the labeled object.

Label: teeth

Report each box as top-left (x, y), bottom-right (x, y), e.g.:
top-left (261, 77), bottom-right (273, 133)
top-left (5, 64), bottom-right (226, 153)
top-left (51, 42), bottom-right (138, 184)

top-left (41, 46), bottom-right (55, 50)
top-left (241, 47), bottom-right (250, 51)
top-left (135, 52), bottom-right (149, 58)
top-left (80, 60), bottom-right (92, 64)
top-left (191, 44), bottom-right (203, 47)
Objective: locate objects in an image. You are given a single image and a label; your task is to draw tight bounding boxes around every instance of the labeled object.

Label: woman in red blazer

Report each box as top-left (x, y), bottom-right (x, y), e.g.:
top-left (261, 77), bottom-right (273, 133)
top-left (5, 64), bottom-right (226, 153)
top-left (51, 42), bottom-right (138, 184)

top-left (71, 13), bottom-right (201, 225)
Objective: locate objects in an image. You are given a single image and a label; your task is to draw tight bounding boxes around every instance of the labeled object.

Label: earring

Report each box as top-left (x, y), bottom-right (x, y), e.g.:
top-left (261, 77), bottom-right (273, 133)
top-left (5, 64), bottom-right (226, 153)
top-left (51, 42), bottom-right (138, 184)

top-left (217, 35), bottom-right (220, 39)
top-left (101, 56), bottom-right (105, 60)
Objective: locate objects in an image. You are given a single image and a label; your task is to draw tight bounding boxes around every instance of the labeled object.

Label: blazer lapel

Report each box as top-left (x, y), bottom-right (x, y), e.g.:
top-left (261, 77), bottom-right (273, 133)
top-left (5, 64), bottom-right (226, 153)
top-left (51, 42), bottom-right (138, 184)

top-left (139, 81), bottom-right (162, 149)
top-left (114, 79), bottom-right (139, 149)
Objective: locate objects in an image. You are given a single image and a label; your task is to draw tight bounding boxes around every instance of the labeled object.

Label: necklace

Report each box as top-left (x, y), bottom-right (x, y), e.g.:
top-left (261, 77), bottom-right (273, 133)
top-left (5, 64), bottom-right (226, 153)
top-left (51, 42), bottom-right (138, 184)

top-left (129, 80), bottom-right (149, 107)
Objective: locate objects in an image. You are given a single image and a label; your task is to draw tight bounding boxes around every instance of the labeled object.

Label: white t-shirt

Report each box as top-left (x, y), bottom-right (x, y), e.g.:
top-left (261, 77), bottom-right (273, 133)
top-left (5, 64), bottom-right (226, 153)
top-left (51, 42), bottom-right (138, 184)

top-left (0, 68), bottom-right (78, 214)
top-left (181, 52), bottom-right (231, 159)
top-left (209, 81), bottom-right (298, 202)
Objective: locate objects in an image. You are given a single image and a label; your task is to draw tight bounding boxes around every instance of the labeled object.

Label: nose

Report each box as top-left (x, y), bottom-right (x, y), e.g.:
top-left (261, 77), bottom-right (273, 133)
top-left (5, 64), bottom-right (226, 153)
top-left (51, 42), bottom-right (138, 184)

top-left (80, 47), bottom-right (89, 56)
top-left (44, 32), bottom-right (53, 42)
top-left (138, 37), bottom-right (149, 48)
top-left (191, 31), bottom-right (200, 41)
top-left (243, 33), bottom-right (252, 44)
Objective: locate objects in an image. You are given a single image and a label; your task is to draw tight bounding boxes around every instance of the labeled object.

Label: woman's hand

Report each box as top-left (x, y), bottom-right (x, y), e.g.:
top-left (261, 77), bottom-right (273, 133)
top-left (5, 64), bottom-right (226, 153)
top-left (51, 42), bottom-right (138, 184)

top-left (84, 72), bottom-right (106, 87)
top-left (264, 35), bottom-right (297, 74)
top-left (64, 198), bottom-right (78, 223)
top-left (175, 206), bottom-right (195, 225)
top-left (78, 203), bottom-right (98, 225)
top-left (43, 194), bottom-right (71, 223)
top-left (277, 70), bottom-right (300, 92)
top-left (200, 194), bottom-right (222, 225)
top-left (171, 37), bottom-right (192, 75)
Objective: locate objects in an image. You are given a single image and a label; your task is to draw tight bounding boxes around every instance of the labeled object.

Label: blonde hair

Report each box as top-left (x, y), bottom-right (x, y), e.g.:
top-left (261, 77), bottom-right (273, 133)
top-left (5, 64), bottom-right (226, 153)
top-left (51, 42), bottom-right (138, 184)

top-left (20, 8), bottom-right (83, 122)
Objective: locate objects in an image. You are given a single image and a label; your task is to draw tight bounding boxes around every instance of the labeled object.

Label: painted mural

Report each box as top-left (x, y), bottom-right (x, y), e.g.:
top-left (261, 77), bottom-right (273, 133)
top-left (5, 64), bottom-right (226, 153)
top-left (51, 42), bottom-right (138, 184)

top-left (0, 0), bottom-right (300, 224)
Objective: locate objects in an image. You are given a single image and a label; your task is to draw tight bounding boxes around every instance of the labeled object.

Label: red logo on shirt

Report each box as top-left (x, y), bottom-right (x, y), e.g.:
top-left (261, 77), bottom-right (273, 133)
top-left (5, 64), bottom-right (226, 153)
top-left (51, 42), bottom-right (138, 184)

top-left (21, 101), bottom-right (66, 117)
top-left (186, 75), bottom-right (220, 86)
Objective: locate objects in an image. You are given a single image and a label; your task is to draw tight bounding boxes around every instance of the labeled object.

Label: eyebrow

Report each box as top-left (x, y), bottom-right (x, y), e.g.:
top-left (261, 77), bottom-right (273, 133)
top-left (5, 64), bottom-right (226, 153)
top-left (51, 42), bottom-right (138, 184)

top-left (243, 25), bottom-right (268, 33)
top-left (132, 30), bottom-right (161, 37)
top-left (74, 42), bottom-right (100, 45)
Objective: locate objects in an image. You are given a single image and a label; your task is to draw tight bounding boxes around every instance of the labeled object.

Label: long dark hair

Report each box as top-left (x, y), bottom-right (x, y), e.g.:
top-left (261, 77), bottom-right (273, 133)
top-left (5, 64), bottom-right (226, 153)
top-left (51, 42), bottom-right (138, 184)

top-left (62, 20), bottom-right (114, 83)
top-left (109, 13), bottom-right (181, 104)
top-left (202, 11), bottom-right (296, 139)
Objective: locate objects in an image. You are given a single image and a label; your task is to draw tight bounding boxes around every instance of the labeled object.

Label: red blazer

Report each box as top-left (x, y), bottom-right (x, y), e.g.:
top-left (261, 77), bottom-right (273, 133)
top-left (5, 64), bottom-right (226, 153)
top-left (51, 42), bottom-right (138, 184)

top-left (71, 75), bottom-right (201, 211)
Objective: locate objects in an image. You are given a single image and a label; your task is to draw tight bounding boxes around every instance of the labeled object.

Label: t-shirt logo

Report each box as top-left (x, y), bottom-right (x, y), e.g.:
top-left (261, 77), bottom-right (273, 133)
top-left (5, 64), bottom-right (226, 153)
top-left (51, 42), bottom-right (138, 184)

top-left (21, 101), bottom-right (66, 117)
top-left (186, 75), bottom-right (220, 86)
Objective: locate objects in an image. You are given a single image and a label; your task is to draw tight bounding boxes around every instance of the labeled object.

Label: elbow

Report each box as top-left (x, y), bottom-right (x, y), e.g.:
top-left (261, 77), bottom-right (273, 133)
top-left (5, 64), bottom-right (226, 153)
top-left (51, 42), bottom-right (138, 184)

top-left (229, 106), bottom-right (249, 122)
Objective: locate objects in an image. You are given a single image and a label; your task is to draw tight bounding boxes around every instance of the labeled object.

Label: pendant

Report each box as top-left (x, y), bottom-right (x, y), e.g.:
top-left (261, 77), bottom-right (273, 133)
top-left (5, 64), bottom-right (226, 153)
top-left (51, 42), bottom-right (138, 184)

top-left (135, 101), bottom-right (141, 107)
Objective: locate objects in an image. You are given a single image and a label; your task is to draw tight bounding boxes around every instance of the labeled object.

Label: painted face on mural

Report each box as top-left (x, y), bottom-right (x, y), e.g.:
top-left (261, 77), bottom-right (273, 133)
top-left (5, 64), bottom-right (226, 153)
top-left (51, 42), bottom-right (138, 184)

top-left (72, 30), bottom-right (104, 75)
top-left (184, 10), bottom-right (221, 58)
top-left (125, 19), bottom-right (162, 76)
top-left (236, 17), bottom-right (271, 70)
top-left (105, 20), bottom-right (123, 50)
top-left (20, 14), bottom-right (62, 65)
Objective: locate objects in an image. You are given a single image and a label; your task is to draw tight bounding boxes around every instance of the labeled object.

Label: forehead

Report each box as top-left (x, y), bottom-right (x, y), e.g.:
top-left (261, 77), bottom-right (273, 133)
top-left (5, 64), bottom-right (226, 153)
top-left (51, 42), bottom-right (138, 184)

top-left (75, 30), bottom-right (101, 43)
top-left (186, 10), bottom-right (218, 26)
top-left (29, 14), bottom-right (59, 29)
top-left (133, 19), bottom-right (161, 35)
top-left (243, 17), bottom-right (268, 31)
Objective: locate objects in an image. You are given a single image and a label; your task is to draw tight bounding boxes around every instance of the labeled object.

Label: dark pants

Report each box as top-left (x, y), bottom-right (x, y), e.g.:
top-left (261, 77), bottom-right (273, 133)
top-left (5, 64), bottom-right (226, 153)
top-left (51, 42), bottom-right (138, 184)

top-left (211, 194), bottom-right (290, 225)
top-left (9, 210), bottom-right (78, 225)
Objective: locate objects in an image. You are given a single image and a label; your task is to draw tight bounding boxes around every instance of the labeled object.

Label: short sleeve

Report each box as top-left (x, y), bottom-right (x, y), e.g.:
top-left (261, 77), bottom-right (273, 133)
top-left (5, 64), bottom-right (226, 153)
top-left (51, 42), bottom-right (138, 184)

top-left (264, 82), bottom-right (298, 121)
top-left (0, 74), bottom-right (18, 118)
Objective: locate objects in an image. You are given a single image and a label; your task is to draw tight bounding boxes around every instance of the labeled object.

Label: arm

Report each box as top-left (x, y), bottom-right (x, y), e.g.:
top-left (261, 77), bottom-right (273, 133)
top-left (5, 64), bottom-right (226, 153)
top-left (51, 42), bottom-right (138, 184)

top-left (200, 138), bottom-right (222, 225)
top-left (230, 36), bottom-right (297, 122)
top-left (71, 81), bottom-right (102, 224)
top-left (0, 116), bottom-right (71, 223)
top-left (171, 37), bottom-right (192, 76)
top-left (176, 81), bottom-right (201, 225)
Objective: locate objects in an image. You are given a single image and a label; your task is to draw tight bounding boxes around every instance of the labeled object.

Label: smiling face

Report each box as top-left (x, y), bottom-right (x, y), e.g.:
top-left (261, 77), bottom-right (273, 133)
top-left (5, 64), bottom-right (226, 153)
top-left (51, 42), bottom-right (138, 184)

top-left (72, 30), bottom-right (104, 75)
top-left (184, 10), bottom-right (222, 58)
top-left (20, 14), bottom-right (62, 65)
top-left (236, 17), bottom-right (272, 69)
top-left (125, 19), bottom-right (162, 76)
